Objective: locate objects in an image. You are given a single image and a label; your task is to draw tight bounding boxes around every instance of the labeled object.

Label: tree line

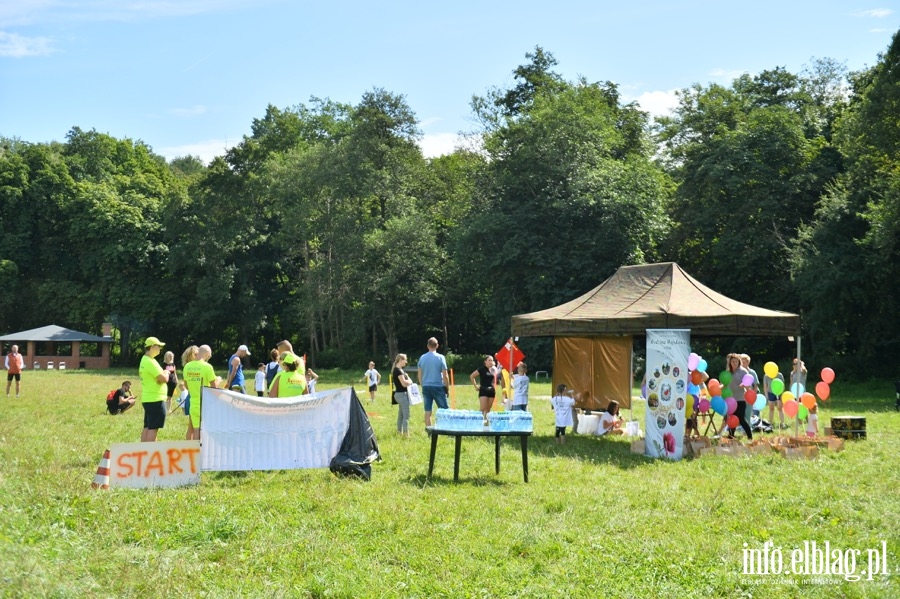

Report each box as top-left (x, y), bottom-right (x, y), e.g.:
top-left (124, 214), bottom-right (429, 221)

top-left (1, 32), bottom-right (899, 375)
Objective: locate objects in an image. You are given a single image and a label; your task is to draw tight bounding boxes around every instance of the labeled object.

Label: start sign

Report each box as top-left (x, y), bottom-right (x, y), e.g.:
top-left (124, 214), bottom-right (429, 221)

top-left (109, 441), bottom-right (201, 488)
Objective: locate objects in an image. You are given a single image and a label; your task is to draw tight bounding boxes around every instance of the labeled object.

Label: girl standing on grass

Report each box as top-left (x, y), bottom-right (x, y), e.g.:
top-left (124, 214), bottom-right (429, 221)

top-left (550, 384), bottom-right (576, 444)
top-left (306, 368), bottom-right (319, 394)
top-left (470, 355), bottom-right (497, 426)
top-left (392, 354), bottom-right (413, 437)
top-left (806, 403), bottom-right (818, 438)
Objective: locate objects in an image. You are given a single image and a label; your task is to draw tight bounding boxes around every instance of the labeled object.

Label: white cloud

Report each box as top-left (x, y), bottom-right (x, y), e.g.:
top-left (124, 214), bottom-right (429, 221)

top-left (856, 8), bottom-right (892, 18)
top-left (709, 68), bottom-right (746, 81)
top-left (634, 90), bottom-right (679, 117)
top-left (418, 132), bottom-right (463, 158)
top-left (158, 138), bottom-right (235, 164)
top-left (169, 105), bottom-right (208, 117)
top-left (0, 31), bottom-right (54, 57)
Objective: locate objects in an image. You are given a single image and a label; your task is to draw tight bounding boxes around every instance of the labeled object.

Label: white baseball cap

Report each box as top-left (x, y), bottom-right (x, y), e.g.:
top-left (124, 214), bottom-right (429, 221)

top-left (238, 344), bottom-right (251, 355)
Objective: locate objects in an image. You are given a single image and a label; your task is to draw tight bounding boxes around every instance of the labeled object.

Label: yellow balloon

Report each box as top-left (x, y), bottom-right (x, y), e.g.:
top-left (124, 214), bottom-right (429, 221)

top-left (781, 391), bottom-right (795, 403)
top-left (764, 361), bottom-right (778, 379)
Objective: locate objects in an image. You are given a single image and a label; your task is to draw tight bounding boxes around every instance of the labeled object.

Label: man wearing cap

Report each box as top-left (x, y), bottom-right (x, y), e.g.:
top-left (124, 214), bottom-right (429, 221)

top-left (140, 337), bottom-right (169, 442)
top-left (224, 344), bottom-right (251, 393)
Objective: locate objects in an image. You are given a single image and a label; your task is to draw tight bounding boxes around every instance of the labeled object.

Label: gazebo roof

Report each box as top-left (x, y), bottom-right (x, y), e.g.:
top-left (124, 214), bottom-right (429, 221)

top-left (0, 324), bottom-right (110, 343)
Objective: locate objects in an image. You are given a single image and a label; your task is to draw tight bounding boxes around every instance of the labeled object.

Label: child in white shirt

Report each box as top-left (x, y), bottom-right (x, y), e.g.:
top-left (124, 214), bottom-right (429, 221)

top-left (550, 384), bottom-right (576, 444)
top-left (254, 363), bottom-right (266, 397)
top-left (806, 403), bottom-right (818, 438)
top-left (511, 362), bottom-right (529, 411)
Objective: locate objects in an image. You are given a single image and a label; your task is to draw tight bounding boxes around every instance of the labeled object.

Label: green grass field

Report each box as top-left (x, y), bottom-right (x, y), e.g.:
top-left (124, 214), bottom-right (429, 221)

top-left (1, 369), bottom-right (898, 598)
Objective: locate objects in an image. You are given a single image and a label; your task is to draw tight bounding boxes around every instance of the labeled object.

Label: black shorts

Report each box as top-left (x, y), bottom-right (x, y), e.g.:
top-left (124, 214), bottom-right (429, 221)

top-left (479, 387), bottom-right (496, 398)
top-left (767, 392), bottom-right (778, 403)
top-left (555, 426), bottom-right (567, 437)
top-left (142, 401), bottom-right (166, 430)
top-left (368, 384), bottom-right (377, 392)
top-left (7, 373), bottom-right (20, 382)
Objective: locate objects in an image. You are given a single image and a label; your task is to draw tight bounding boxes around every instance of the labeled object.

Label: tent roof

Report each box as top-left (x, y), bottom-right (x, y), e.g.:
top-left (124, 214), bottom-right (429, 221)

top-left (0, 324), bottom-right (110, 343)
top-left (511, 262), bottom-right (800, 337)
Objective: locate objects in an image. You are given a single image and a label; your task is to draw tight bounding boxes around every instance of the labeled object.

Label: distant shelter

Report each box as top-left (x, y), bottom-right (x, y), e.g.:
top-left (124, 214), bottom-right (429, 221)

top-left (0, 324), bottom-right (113, 370)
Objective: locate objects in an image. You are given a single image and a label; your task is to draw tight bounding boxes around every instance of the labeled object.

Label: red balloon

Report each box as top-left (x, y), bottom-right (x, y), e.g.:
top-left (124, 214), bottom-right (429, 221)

top-left (815, 381), bottom-right (831, 401)
top-left (744, 389), bottom-right (757, 403)
top-left (821, 367), bottom-right (835, 384)
top-left (783, 399), bottom-right (799, 418)
top-left (691, 370), bottom-right (703, 385)
top-left (727, 415), bottom-right (739, 429)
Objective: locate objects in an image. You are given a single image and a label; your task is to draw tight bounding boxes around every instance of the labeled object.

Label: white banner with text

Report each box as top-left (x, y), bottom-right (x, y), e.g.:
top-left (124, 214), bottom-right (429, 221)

top-left (645, 329), bottom-right (690, 460)
top-left (200, 387), bottom-right (352, 471)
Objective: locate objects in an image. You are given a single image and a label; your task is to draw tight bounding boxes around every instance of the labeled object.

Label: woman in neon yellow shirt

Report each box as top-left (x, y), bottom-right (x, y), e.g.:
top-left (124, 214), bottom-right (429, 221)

top-left (268, 352), bottom-right (307, 398)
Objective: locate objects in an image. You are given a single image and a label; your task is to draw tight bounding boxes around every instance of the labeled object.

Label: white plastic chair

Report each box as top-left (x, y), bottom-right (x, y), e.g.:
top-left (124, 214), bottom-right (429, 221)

top-left (47, 361), bottom-right (54, 369)
top-left (59, 361), bottom-right (66, 370)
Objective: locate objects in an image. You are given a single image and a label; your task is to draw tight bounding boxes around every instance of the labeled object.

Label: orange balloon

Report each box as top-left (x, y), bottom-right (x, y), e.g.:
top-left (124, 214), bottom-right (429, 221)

top-left (691, 370), bottom-right (703, 385)
top-left (815, 381), bottom-right (830, 401)
top-left (801, 392), bottom-right (816, 410)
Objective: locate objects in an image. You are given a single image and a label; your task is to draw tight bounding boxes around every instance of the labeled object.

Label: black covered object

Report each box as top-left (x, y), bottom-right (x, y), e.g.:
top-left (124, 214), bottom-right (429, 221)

top-left (330, 388), bottom-right (381, 480)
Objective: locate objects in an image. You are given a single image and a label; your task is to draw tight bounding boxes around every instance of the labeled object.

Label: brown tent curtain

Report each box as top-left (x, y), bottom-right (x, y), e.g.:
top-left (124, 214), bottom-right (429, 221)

top-left (553, 336), bottom-right (633, 410)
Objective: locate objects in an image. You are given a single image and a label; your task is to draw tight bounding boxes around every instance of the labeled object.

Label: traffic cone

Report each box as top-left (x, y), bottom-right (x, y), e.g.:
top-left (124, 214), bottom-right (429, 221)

top-left (91, 449), bottom-right (110, 489)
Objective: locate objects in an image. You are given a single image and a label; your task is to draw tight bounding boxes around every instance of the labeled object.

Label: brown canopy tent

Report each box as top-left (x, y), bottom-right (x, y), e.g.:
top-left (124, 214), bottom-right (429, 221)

top-left (511, 262), bottom-right (800, 409)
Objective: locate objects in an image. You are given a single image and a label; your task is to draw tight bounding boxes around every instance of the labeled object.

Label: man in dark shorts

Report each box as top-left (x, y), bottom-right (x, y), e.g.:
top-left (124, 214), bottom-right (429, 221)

top-left (107, 381), bottom-right (136, 415)
top-left (5, 344), bottom-right (24, 398)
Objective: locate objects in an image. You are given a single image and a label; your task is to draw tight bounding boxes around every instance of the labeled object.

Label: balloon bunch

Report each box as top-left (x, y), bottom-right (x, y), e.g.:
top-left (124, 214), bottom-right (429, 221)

top-left (763, 361), bottom-right (835, 422)
top-left (687, 352), bottom-right (709, 418)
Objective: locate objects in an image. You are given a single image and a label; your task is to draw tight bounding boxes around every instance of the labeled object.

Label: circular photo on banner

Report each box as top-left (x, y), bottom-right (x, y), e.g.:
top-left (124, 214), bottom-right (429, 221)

top-left (672, 366), bottom-right (681, 379)
top-left (648, 378), bottom-right (657, 391)
top-left (676, 397), bottom-right (684, 410)
top-left (661, 383), bottom-right (672, 402)
top-left (657, 414), bottom-right (666, 429)
top-left (661, 363), bottom-right (671, 376)
top-left (668, 411), bottom-right (677, 426)
top-left (675, 379), bottom-right (685, 393)
top-left (648, 392), bottom-right (659, 408)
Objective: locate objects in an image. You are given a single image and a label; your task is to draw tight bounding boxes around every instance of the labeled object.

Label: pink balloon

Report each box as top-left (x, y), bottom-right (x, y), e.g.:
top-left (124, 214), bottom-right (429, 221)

top-left (741, 374), bottom-right (754, 387)
top-left (783, 399), bottom-right (799, 418)
top-left (815, 381), bottom-right (831, 401)
top-left (688, 353), bottom-right (700, 370)
top-left (725, 397), bottom-right (737, 415)
top-left (698, 398), bottom-right (710, 413)
top-left (821, 367), bottom-right (835, 384)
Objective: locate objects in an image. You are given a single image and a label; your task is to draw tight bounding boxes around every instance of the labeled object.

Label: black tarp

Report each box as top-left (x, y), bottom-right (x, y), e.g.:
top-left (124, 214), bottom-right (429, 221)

top-left (329, 388), bottom-right (381, 480)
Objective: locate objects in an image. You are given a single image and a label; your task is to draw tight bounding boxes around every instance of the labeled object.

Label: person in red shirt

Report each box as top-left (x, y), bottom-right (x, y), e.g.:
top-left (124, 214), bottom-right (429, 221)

top-left (5, 344), bottom-right (24, 397)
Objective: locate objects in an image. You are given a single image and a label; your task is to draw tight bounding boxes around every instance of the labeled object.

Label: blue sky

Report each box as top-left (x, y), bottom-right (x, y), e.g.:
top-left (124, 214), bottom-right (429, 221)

top-left (1, 1), bottom-right (898, 162)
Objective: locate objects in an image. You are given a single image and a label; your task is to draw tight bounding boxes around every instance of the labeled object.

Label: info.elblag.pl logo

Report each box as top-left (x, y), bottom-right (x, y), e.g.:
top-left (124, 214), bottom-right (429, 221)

top-left (742, 540), bottom-right (891, 582)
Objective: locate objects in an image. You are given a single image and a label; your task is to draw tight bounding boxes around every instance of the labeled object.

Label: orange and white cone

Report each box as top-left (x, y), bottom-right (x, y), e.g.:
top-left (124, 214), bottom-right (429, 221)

top-left (91, 449), bottom-right (110, 489)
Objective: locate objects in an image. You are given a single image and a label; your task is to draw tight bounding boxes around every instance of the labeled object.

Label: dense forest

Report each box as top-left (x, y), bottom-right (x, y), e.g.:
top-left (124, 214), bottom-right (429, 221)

top-left (2, 31), bottom-right (899, 375)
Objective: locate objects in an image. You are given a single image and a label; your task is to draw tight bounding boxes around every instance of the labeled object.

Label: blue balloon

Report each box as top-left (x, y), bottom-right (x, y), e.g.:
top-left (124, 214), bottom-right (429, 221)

top-left (753, 393), bottom-right (767, 411)
top-left (710, 395), bottom-right (727, 416)
top-left (687, 383), bottom-right (700, 395)
top-left (698, 358), bottom-right (708, 373)
top-left (791, 382), bottom-right (805, 397)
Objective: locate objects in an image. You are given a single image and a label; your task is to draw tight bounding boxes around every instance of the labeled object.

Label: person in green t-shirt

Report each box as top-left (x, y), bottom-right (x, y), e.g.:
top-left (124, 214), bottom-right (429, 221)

top-left (140, 336), bottom-right (169, 442)
top-left (182, 344), bottom-right (220, 440)
top-left (268, 352), bottom-right (307, 398)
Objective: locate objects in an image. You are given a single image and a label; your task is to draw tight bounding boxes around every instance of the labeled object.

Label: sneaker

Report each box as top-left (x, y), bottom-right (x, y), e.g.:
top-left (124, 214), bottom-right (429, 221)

top-left (712, 434), bottom-right (721, 439)
top-left (779, 423), bottom-right (788, 430)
